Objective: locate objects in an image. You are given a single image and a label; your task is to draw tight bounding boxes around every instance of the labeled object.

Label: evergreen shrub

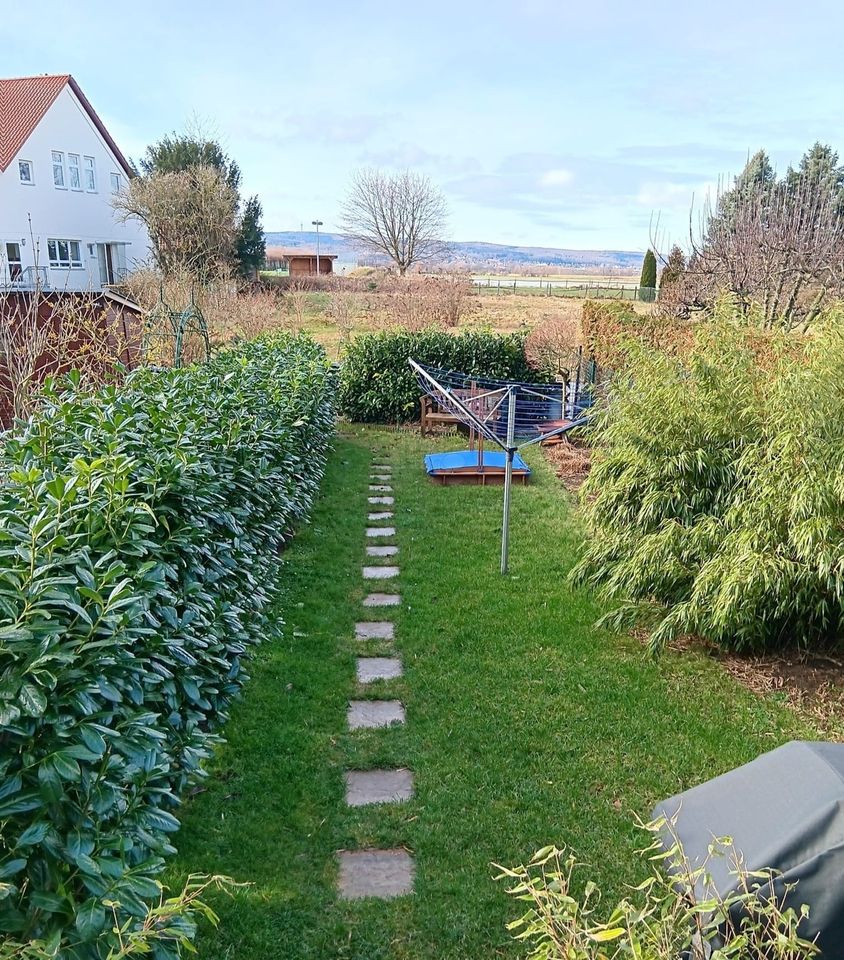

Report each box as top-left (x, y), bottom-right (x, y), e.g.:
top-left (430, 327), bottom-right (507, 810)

top-left (338, 329), bottom-right (536, 423)
top-left (0, 335), bottom-right (334, 956)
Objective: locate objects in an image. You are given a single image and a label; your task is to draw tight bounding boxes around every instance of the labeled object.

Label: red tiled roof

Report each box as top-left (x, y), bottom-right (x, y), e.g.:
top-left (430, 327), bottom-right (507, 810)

top-left (0, 74), bottom-right (68, 172)
top-left (0, 74), bottom-right (134, 178)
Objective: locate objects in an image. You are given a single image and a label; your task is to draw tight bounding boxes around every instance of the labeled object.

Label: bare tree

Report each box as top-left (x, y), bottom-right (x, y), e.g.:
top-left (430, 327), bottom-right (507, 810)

top-left (113, 166), bottom-right (238, 280)
top-left (658, 170), bottom-right (844, 331)
top-left (339, 168), bottom-right (448, 274)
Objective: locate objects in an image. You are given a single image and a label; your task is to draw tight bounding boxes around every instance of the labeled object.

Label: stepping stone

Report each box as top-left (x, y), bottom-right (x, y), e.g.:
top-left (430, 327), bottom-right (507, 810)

top-left (345, 769), bottom-right (414, 806)
top-left (366, 527), bottom-right (395, 538)
top-left (370, 474), bottom-right (392, 481)
top-left (372, 464), bottom-right (391, 470)
top-left (368, 511), bottom-right (394, 521)
top-left (367, 545), bottom-right (398, 557)
top-left (356, 621), bottom-right (395, 640)
top-left (357, 656), bottom-right (403, 682)
top-left (347, 699), bottom-right (405, 729)
top-left (369, 496), bottom-right (394, 505)
top-left (363, 565), bottom-right (399, 579)
top-left (369, 485), bottom-right (393, 492)
top-left (363, 593), bottom-right (400, 606)
top-left (338, 849), bottom-right (414, 899)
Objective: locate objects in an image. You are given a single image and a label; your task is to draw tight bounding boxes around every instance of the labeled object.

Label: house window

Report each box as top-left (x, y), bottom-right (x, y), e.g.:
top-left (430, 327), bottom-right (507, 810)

top-left (52, 150), bottom-right (66, 188)
top-left (18, 160), bottom-right (33, 184)
top-left (47, 239), bottom-right (83, 269)
top-left (110, 172), bottom-right (122, 192)
top-left (68, 154), bottom-right (82, 190)
top-left (83, 156), bottom-right (96, 192)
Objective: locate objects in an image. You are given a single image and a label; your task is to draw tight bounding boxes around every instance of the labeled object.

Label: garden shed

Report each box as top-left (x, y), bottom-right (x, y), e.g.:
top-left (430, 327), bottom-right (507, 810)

top-left (264, 246), bottom-right (337, 276)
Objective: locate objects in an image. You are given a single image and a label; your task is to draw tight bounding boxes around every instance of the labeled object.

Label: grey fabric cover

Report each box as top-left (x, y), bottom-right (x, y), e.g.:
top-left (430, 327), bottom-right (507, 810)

top-left (653, 741), bottom-right (844, 956)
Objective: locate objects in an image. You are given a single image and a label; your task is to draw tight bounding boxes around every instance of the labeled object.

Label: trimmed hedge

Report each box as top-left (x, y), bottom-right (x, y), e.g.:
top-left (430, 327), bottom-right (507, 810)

top-left (0, 336), bottom-right (334, 956)
top-left (338, 329), bottom-right (537, 423)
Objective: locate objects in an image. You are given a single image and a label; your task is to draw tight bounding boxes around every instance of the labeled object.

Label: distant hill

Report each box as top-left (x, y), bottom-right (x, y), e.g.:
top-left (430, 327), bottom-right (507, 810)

top-left (264, 231), bottom-right (643, 275)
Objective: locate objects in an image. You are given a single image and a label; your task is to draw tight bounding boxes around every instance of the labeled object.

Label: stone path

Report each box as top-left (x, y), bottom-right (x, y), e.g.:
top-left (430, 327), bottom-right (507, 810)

top-left (338, 455), bottom-right (416, 901)
top-left (345, 769), bottom-right (413, 806)
top-left (362, 565), bottom-right (399, 579)
top-left (367, 545), bottom-right (398, 557)
top-left (366, 526), bottom-right (395, 538)
top-left (338, 849), bottom-right (414, 900)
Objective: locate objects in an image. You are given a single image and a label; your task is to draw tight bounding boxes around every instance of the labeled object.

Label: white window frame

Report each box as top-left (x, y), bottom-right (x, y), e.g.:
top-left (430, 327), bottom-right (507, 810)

top-left (68, 153), bottom-right (82, 191)
top-left (83, 156), bottom-right (97, 192)
top-left (110, 172), bottom-right (122, 193)
top-left (18, 160), bottom-right (34, 185)
top-left (47, 238), bottom-right (84, 270)
top-left (52, 150), bottom-right (66, 189)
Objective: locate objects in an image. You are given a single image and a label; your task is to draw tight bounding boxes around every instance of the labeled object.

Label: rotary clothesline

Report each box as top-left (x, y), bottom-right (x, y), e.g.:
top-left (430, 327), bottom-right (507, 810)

top-left (409, 359), bottom-right (590, 573)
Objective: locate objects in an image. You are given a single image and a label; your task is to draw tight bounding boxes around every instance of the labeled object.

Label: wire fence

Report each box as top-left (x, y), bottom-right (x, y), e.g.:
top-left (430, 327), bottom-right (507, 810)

top-left (471, 277), bottom-right (657, 302)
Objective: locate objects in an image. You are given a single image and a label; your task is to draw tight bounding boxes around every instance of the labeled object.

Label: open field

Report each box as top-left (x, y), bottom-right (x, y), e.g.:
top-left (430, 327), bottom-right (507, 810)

top-left (166, 427), bottom-right (815, 960)
top-left (470, 272), bottom-right (638, 283)
top-left (284, 290), bottom-right (652, 358)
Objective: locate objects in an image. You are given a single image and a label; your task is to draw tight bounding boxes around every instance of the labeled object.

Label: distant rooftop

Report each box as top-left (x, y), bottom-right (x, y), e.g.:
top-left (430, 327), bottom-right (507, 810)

top-left (265, 246), bottom-right (338, 260)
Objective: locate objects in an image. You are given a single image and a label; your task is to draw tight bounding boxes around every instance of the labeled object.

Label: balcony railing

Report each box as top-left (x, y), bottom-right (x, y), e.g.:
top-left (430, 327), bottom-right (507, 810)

top-left (0, 266), bottom-right (50, 292)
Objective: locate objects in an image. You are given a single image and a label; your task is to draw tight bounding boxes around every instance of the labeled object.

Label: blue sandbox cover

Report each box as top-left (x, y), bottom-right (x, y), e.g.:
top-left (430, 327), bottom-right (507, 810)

top-left (424, 449), bottom-right (530, 474)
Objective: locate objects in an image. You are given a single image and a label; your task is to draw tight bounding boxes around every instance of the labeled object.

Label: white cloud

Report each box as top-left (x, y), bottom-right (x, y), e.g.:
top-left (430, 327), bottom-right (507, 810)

top-left (636, 180), bottom-right (716, 208)
top-left (538, 168), bottom-right (574, 187)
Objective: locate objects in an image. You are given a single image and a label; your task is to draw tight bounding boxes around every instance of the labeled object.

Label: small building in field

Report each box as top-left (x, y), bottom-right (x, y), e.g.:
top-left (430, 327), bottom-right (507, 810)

top-left (263, 246), bottom-right (337, 276)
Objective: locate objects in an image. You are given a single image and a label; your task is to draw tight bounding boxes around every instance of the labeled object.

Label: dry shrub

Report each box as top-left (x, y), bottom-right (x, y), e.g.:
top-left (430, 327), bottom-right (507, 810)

top-left (0, 290), bottom-right (140, 423)
top-left (379, 274), bottom-right (472, 331)
top-left (125, 267), bottom-right (291, 352)
top-left (285, 278), bottom-right (311, 332)
top-left (524, 312), bottom-right (582, 379)
top-left (325, 279), bottom-right (363, 344)
top-left (581, 299), bottom-right (694, 369)
top-left (113, 166), bottom-right (238, 280)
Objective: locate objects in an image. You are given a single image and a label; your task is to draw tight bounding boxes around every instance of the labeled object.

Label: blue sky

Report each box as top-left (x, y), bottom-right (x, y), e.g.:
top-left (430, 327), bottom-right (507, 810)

top-left (5, 0), bottom-right (844, 252)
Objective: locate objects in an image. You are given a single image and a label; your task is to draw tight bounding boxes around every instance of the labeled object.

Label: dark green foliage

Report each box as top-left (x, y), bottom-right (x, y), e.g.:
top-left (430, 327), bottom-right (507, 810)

top-left (338, 329), bottom-right (537, 423)
top-left (140, 134), bottom-right (242, 192)
top-left (0, 336), bottom-right (334, 956)
top-left (786, 142), bottom-right (844, 215)
top-left (140, 133), bottom-right (264, 278)
top-left (572, 312), bottom-right (844, 653)
top-left (639, 250), bottom-right (657, 301)
top-left (659, 245), bottom-right (686, 289)
top-left (235, 196), bottom-right (266, 278)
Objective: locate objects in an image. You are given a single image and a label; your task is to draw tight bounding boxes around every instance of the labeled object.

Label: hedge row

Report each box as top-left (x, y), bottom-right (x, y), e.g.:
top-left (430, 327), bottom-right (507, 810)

top-left (338, 329), bottom-right (537, 423)
top-left (0, 336), bottom-right (335, 956)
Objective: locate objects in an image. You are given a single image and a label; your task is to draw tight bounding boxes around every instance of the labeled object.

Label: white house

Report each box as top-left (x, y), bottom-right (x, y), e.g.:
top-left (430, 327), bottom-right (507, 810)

top-left (0, 74), bottom-right (149, 292)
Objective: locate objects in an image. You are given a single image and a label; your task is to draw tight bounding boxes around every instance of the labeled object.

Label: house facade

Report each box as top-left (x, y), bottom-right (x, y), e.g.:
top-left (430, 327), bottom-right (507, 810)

top-left (0, 74), bottom-right (149, 292)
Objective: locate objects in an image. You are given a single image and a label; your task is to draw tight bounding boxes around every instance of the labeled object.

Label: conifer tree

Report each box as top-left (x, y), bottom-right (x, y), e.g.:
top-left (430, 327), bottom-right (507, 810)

top-left (639, 249), bottom-right (657, 301)
top-left (659, 245), bottom-right (686, 289)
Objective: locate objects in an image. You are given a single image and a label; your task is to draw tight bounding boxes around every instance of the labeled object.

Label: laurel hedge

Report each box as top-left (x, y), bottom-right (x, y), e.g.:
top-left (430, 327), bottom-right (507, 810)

top-left (0, 336), bottom-right (334, 957)
top-left (338, 329), bottom-right (537, 423)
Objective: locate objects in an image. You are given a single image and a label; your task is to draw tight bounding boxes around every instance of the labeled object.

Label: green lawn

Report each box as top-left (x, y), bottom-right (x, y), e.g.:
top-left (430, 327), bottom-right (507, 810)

top-left (166, 426), bottom-right (813, 959)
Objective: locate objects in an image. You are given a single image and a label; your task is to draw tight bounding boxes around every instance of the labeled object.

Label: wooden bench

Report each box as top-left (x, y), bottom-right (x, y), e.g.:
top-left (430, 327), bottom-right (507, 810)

top-left (420, 395), bottom-right (461, 436)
